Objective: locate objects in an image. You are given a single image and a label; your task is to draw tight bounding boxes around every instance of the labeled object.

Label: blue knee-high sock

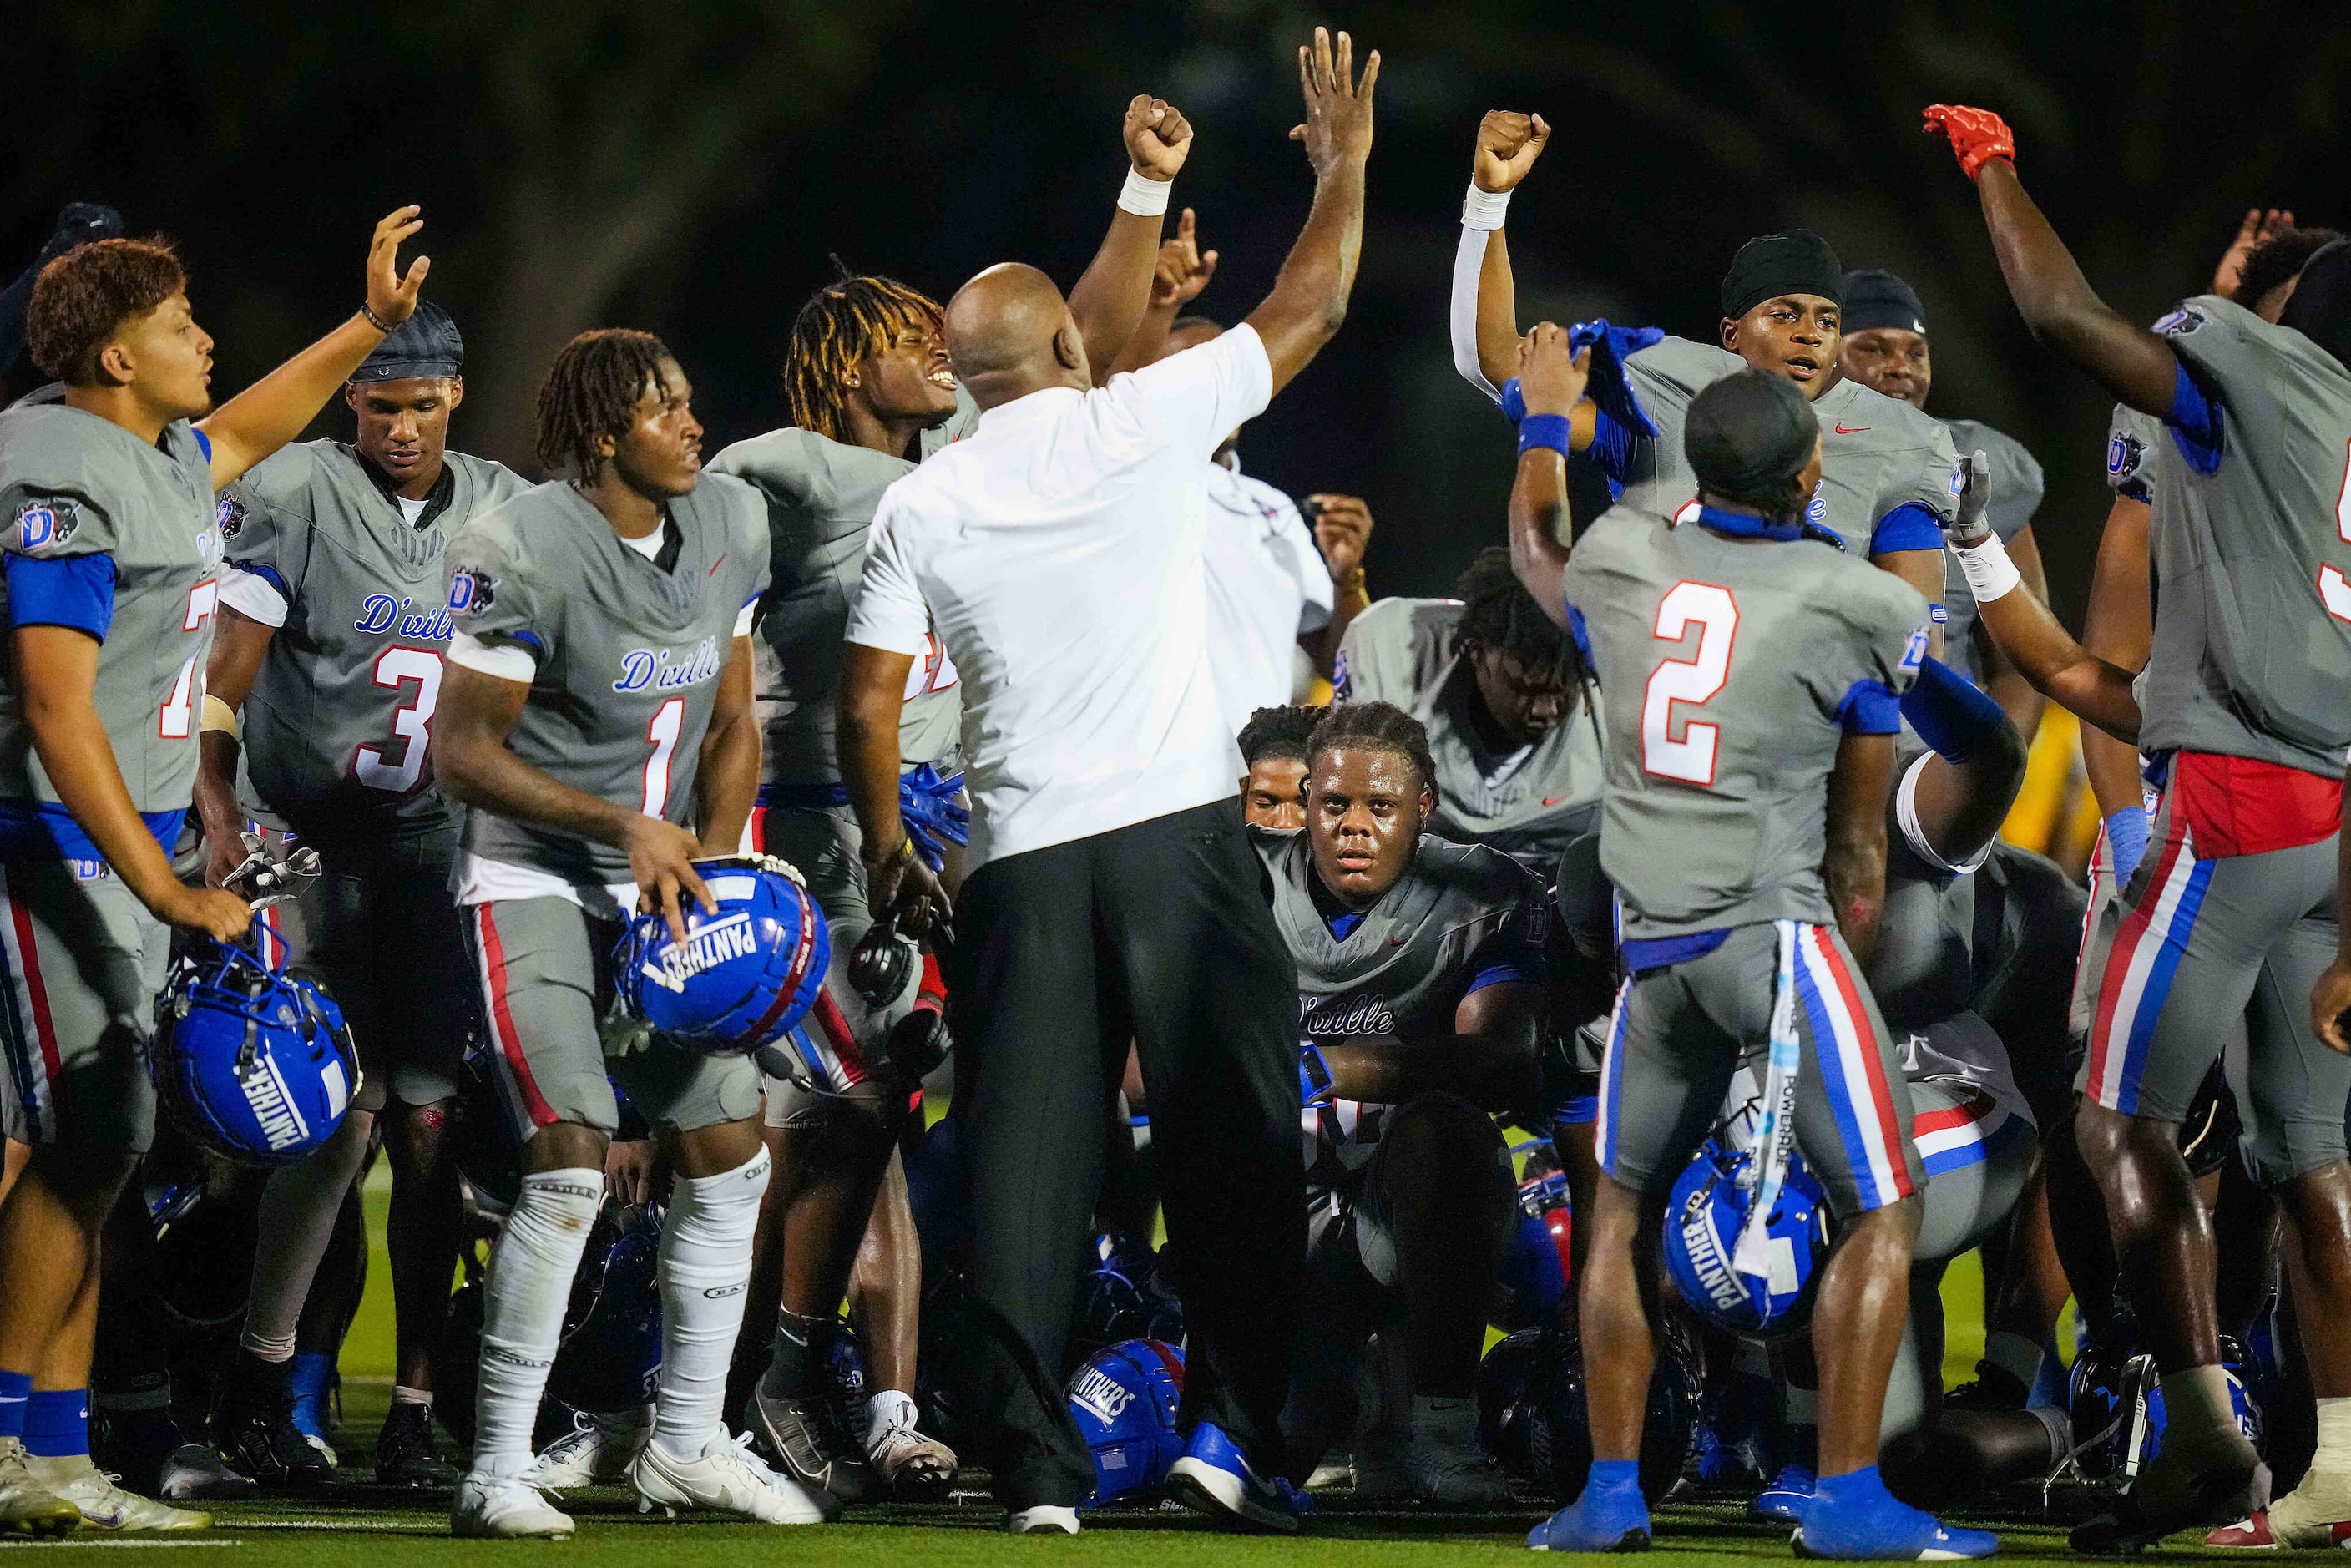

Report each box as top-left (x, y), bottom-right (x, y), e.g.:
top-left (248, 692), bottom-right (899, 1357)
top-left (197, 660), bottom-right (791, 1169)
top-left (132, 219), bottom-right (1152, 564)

top-left (23, 1388), bottom-right (87, 1457)
top-left (0, 1370), bottom-right (29, 1442)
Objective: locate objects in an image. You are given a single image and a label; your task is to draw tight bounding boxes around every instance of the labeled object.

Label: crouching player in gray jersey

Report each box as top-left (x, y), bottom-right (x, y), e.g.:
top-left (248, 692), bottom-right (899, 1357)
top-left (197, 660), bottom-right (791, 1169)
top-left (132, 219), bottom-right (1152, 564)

top-left (1508, 328), bottom-right (1991, 1559)
top-left (1927, 103), bottom-right (2351, 1550)
top-left (430, 331), bottom-right (817, 1538)
top-left (193, 303), bottom-right (527, 1490)
top-left (0, 212), bottom-right (432, 1535)
top-left (1256, 701), bottom-right (1546, 1505)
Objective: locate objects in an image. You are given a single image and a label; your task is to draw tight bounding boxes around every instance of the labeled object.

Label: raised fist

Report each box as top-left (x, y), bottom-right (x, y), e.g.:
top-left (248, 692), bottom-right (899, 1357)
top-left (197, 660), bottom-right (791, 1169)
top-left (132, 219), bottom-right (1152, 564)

top-left (1151, 209), bottom-right (1219, 309)
top-left (1303, 494), bottom-right (1373, 585)
top-left (1921, 104), bottom-right (2015, 181)
top-left (1125, 95), bottom-right (1194, 183)
top-left (1947, 449), bottom-right (1995, 546)
top-left (1515, 323), bottom-right (1589, 419)
top-left (1474, 110), bottom-right (1552, 194)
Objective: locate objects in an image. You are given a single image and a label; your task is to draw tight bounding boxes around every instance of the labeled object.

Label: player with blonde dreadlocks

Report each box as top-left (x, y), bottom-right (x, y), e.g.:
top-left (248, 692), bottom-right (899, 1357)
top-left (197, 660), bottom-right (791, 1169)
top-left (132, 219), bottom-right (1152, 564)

top-left (698, 266), bottom-right (973, 1505)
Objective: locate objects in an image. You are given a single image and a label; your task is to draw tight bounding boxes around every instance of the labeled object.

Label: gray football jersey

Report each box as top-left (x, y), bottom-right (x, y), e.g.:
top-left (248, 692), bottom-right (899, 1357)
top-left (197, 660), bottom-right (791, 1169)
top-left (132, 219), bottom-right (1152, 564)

top-left (1255, 824), bottom-right (1545, 1192)
top-left (225, 442), bottom-right (528, 832)
top-left (444, 477), bottom-right (770, 888)
top-left (2139, 296), bottom-right (2351, 774)
top-left (706, 427), bottom-right (961, 785)
top-left (0, 404), bottom-right (224, 815)
top-left (1565, 506), bottom-right (1930, 941)
top-left (1937, 419), bottom-right (2045, 685)
top-left (1612, 337), bottom-right (1961, 558)
top-left (1332, 597), bottom-right (1605, 873)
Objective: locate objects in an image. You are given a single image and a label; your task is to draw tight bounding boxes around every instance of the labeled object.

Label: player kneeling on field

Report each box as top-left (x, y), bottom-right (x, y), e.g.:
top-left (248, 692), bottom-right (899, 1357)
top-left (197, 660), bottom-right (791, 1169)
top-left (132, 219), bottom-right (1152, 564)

top-left (1255, 701), bottom-right (1548, 1505)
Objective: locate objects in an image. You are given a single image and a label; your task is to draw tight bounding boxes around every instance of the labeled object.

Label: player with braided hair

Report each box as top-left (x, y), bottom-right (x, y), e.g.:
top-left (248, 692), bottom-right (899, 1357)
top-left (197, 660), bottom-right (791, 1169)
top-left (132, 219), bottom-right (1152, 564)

top-left (1334, 545), bottom-right (1600, 876)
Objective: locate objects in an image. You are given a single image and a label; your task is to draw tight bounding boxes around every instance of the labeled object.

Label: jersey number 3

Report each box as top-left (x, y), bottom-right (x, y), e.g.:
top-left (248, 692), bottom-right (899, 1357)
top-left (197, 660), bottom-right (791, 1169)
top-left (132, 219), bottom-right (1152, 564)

top-left (1641, 581), bottom-right (1738, 786)
top-left (353, 648), bottom-right (445, 793)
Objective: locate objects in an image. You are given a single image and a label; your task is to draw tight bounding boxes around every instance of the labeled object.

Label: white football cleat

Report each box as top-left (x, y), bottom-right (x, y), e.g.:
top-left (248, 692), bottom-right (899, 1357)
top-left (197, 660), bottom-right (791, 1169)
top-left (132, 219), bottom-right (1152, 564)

top-left (0, 1439), bottom-right (80, 1539)
top-left (525, 1407), bottom-right (653, 1490)
top-left (629, 1429), bottom-right (833, 1525)
top-left (1006, 1505), bottom-right (1080, 1534)
top-left (25, 1457), bottom-right (208, 1531)
top-left (450, 1473), bottom-right (575, 1539)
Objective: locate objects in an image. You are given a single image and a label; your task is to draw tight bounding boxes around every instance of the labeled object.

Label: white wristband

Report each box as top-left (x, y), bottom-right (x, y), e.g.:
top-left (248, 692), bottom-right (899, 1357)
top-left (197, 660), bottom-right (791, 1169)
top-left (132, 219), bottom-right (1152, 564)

top-left (1462, 182), bottom-right (1512, 231)
top-left (1954, 532), bottom-right (2023, 604)
top-left (1118, 168), bottom-right (1172, 217)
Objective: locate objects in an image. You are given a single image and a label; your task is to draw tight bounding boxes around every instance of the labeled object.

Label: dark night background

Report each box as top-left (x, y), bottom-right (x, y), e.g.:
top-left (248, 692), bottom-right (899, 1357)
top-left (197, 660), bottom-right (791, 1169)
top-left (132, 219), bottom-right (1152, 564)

top-left (9, 1), bottom-right (2348, 620)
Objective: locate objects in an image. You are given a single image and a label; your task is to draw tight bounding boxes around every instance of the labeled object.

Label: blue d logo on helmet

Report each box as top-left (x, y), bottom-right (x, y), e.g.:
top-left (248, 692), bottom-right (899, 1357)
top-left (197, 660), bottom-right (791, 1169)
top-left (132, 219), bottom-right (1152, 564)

top-left (1067, 1338), bottom-right (1185, 1507)
top-left (151, 941), bottom-right (361, 1167)
top-left (1661, 1136), bottom-right (1829, 1336)
top-left (615, 855), bottom-right (829, 1056)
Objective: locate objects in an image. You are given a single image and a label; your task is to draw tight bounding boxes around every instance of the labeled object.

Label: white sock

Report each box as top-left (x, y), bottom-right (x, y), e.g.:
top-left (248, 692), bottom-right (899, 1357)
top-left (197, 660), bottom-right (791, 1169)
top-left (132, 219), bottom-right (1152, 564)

top-left (1983, 1330), bottom-right (2043, 1388)
top-left (2315, 1396), bottom-right (2351, 1472)
top-left (472, 1168), bottom-right (604, 1479)
top-left (651, 1150), bottom-right (771, 1463)
top-left (865, 1389), bottom-right (918, 1454)
top-left (392, 1387), bottom-right (432, 1411)
top-left (240, 1110), bottom-right (374, 1361)
top-left (1410, 1393), bottom-right (1479, 1449)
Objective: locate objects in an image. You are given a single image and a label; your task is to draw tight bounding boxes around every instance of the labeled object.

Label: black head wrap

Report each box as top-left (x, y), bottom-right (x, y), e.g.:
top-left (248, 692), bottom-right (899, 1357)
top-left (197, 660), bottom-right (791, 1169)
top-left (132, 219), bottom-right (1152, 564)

top-left (1720, 230), bottom-right (1843, 321)
top-left (1685, 368), bottom-right (1819, 519)
top-left (353, 300), bottom-right (463, 382)
top-left (1840, 269), bottom-right (1927, 336)
top-left (2279, 238), bottom-right (2351, 374)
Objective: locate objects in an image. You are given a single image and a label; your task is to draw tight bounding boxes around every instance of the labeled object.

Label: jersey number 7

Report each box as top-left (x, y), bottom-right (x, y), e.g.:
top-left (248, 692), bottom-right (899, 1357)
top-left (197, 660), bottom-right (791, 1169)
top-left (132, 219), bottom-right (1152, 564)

top-left (1641, 581), bottom-right (1738, 786)
top-left (2322, 437), bottom-right (2351, 626)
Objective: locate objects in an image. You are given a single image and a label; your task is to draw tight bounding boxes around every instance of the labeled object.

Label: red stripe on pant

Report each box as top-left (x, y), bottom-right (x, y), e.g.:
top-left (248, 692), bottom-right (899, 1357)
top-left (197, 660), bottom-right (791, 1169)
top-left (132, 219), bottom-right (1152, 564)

top-left (474, 906), bottom-right (559, 1127)
top-left (1812, 925), bottom-right (1914, 1201)
top-left (812, 989), bottom-right (871, 1089)
top-left (4, 866), bottom-right (62, 1084)
top-left (2086, 829), bottom-right (2190, 1100)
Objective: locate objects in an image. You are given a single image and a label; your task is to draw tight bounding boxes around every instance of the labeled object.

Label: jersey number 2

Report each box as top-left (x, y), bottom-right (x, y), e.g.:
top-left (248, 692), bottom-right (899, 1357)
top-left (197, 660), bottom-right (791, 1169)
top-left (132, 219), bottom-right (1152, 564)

top-left (1641, 581), bottom-right (1738, 785)
top-left (158, 579), bottom-right (219, 738)
top-left (353, 648), bottom-right (445, 792)
top-left (2322, 438), bottom-right (2351, 626)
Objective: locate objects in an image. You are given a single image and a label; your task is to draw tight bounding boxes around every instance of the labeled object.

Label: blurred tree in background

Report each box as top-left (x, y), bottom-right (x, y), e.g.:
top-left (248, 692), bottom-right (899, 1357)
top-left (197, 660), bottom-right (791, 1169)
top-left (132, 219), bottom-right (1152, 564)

top-left (8, 0), bottom-right (2348, 615)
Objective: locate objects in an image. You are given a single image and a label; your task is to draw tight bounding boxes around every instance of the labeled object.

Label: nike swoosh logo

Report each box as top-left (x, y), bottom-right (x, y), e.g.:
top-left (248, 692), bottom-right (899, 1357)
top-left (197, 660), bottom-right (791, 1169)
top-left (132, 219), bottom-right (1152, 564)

top-left (1543, 795), bottom-right (1575, 807)
top-left (1834, 424), bottom-right (1870, 434)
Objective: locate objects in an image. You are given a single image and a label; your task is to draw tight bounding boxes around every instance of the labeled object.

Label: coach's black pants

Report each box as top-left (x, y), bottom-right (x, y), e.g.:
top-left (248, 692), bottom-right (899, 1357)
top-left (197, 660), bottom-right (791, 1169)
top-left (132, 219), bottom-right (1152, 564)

top-left (943, 797), bottom-right (1302, 1508)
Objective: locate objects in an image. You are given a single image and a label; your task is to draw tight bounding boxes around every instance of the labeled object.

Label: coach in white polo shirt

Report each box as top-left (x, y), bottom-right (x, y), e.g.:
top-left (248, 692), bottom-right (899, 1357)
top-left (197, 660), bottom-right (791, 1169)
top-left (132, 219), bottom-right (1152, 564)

top-left (836, 33), bottom-right (1378, 1532)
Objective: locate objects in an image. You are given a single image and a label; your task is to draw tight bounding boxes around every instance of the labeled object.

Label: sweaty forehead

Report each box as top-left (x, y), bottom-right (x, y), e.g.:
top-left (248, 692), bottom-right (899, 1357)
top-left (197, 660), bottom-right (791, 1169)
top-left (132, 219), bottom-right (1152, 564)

top-left (1313, 743), bottom-right (1420, 792)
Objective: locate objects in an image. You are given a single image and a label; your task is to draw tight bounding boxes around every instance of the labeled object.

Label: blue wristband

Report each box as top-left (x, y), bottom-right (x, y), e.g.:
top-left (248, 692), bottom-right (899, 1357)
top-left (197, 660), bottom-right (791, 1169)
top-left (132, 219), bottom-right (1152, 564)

top-left (1519, 413), bottom-right (1571, 457)
top-left (2105, 806), bottom-right (2151, 883)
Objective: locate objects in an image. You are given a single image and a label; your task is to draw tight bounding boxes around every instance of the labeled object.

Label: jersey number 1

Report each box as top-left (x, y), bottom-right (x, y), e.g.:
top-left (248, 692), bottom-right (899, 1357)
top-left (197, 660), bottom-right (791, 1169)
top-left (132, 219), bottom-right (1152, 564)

top-left (1641, 581), bottom-right (1738, 786)
top-left (641, 698), bottom-right (685, 817)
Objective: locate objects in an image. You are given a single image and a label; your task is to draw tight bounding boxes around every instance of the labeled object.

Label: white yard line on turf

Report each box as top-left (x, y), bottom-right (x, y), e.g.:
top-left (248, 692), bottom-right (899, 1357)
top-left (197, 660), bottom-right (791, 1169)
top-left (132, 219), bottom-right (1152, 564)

top-left (0, 1541), bottom-right (243, 1549)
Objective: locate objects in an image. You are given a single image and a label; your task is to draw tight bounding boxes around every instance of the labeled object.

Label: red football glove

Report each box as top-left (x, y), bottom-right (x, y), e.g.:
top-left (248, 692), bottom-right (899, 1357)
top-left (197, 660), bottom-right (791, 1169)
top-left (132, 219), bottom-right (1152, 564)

top-left (1922, 104), bottom-right (2015, 180)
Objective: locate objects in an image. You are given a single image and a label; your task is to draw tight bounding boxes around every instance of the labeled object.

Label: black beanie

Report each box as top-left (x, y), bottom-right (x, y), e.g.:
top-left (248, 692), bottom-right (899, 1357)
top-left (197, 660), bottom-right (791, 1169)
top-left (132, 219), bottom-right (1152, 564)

top-left (1841, 269), bottom-right (1928, 336)
top-left (1720, 230), bottom-right (1844, 321)
top-left (2279, 238), bottom-right (2351, 375)
top-left (1685, 368), bottom-right (1819, 518)
top-left (353, 301), bottom-right (464, 382)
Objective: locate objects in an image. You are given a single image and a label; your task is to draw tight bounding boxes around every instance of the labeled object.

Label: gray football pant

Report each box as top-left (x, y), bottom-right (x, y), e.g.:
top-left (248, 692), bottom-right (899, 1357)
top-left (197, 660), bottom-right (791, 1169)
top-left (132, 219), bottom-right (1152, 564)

top-left (0, 860), bottom-right (168, 1151)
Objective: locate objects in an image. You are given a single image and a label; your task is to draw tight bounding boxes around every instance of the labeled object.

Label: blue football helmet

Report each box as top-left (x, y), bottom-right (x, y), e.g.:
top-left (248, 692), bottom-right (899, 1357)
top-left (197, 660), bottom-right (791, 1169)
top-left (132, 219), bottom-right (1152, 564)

top-left (151, 942), bottom-right (360, 1167)
top-left (1492, 1166), bottom-right (1573, 1333)
top-left (1478, 1322), bottom-right (1698, 1504)
top-left (1067, 1338), bottom-right (1186, 1507)
top-left (1661, 1136), bottom-right (1830, 1337)
top-left (2066, 1313), bottom-right (2260, 1485)
top-left (615, 855), bottom-right (829, 1056)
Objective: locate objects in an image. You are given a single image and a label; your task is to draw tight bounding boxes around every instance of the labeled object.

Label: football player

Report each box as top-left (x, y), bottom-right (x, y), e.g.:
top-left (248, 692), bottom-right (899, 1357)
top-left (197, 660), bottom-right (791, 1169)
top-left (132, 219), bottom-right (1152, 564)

top-left (708, 97), bottom-right (1199, 1503)
top-left (1334, 546), bottom-right (1599, 874)
top-left (0, 211), bottom-right (430, 1535)
top-left (1239, 705), bottom-right (1318, 832)
top-left (1508, 330), bottom-right (1991, 1559)
top-left (194, 302), bottom-right (526, 1490)
top-left (1928, 102), bottom-right (2351, 1550)
top-left (1257, 701), bottom-right (1546, 1504)
top-left (1833, 269), bottom-right (2048, 737)
top-left (1455, 113), bottom-right (1961, 653)
top-left (431, 329), bottom-right (807, 1537)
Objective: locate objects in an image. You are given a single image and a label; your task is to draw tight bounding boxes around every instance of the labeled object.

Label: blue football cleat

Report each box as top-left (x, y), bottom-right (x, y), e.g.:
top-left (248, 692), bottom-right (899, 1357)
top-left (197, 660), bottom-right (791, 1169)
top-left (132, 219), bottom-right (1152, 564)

top-left (1165, 1422), bottom-right (1302, 1532)
top-left (1529, 1464), bottom-right (1651, 1552)
top-left (1753, 1462), bottom-right (1817, 1523)
top-left (1794, 1467), bottom-right (1995, 1560)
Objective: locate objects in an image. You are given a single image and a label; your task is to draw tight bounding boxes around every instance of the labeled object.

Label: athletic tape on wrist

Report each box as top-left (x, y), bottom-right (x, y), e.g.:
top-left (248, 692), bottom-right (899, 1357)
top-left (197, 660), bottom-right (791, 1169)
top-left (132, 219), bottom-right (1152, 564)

top-left (1954, 533), bottom-right (2022, 603)
top-left (1119, 168), bottom-right (1173, 217)
top-left (1462, 183), bottom-right (1512, 231)
top-left (201, 693), bottom-right (240, 739)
